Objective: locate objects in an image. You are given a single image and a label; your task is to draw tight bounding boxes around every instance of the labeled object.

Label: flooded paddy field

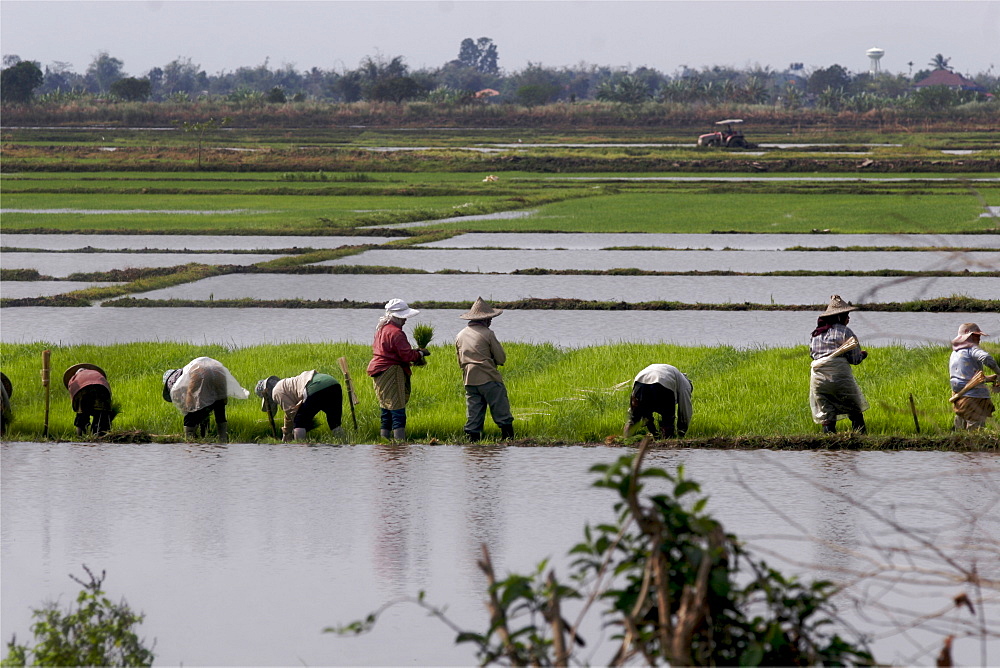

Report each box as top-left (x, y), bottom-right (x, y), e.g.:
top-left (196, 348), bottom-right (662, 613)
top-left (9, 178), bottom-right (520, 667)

top-left (318, 248), bottom-right (998, 273)
top-left (1, 252), bottom-right (288, 277)
top-left (135, 273), bottom-right (999, 305)
top-left (419, 232), bottom-right (1000, 250)
top-left (0, 306), bottom-right (967, 348)
top-left (2, 443), bottom-right (995, 666)
top-left (0, 281), bottom-right (125, 299)
top-left (0, 233), bottom-right (404, 251)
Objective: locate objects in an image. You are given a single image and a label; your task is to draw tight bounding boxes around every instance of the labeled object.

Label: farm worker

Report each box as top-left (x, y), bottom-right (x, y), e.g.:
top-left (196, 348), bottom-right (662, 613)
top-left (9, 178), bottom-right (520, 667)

top-left (64, 363), bottom-right (114, 436)
top-left (366, 298), bottom-right (430, 441)
top-left (1, 372), bottom-right (12, 436)
top-left (949, 323), bottom-right (999, 430)
top-left (623, 364), bottom-right (693, 439)
top-left (162, 357), bottom-right (249, 442)
top-left (809, 295), bottom-right (868, 434)
top-left (256, 371), bottom-right (343, 441)
top-left (455, 297), bottom-right (514, 442)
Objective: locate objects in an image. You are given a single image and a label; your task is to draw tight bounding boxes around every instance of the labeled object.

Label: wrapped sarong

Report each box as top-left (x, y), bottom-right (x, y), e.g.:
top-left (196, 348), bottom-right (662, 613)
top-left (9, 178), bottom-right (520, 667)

top-left (372, 365), bottom-right (410, 411)
top-left (809, 355), bottom-right (868, 424)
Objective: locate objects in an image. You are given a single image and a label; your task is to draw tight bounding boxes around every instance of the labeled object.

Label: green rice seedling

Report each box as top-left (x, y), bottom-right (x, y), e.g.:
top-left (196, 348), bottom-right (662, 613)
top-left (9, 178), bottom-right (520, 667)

top-left (412, 323), bottom-right (434, 348)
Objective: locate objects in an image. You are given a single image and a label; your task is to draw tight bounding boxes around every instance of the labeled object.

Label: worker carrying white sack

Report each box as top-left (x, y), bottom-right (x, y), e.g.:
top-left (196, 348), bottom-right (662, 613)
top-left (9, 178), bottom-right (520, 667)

top-left (809, 295), bottom-right (868, 434)
top-left (162, 357), bottom-right (249, 442)
top-left (623, 364), bottom-right (693, 439)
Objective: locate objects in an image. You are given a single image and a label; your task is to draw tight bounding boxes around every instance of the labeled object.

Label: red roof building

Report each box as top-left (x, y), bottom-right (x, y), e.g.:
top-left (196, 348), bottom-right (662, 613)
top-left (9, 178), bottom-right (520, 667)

top-left (913, 69), bottom-right (986, 92)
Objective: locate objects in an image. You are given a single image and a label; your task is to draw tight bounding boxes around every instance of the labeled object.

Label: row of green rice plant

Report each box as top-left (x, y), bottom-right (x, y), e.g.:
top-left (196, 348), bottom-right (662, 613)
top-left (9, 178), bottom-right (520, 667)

top-left (2, 341), bottom-right (995, 444)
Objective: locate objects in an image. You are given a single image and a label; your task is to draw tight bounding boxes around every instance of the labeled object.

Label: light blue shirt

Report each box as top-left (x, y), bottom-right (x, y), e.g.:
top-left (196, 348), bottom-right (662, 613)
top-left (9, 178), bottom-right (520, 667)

top-left (949, 346), bottom-right (999, 398)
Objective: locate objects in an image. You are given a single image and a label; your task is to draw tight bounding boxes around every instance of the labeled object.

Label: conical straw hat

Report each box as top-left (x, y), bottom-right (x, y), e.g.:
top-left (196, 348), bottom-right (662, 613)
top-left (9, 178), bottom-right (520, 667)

top-left (821, 295), bottom-right (857, 316)
top-left (460, 297), bottom-right (504, 320)
top-left (63, 363), bottom-right (107, 388)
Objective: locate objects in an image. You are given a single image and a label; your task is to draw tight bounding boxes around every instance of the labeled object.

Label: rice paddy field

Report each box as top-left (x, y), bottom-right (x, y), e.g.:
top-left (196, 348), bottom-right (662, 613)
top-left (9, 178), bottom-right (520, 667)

top-left (1, 126), bottom-right (998, 443)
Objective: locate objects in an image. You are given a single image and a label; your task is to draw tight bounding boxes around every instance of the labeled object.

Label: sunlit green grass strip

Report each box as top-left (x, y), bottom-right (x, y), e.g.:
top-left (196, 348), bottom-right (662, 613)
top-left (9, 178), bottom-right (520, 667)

top-left (1, 342), bottom-right (996, 445)
top-left (92, 296), bottom-right (1000, 313)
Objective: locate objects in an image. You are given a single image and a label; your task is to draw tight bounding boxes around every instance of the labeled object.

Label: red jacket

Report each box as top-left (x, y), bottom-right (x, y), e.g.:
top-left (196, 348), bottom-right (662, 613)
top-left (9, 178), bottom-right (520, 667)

top-left (367, 321), bottom-right (422, 376)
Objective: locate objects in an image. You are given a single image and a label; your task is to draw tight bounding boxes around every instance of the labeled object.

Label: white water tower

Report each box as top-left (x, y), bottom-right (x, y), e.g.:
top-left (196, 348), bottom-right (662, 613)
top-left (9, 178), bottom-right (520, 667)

top-left (866, 47), bottom-right (884, 75)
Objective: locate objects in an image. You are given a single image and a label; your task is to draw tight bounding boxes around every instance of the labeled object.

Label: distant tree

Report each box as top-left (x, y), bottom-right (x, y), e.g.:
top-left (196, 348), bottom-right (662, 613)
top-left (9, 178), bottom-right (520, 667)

top-left (515, 82), bottom-right (560, 106)
top-left (1, 60), bottom-right (44, 103)
top-left (929, 53), bottom-right (952, 71)
top-left (2, 54), bottom-right (22, 68)
top-left (160, 57), bottom-right (203, 97)
top-left (265, 86), bottom-right (286, 103)
top-left (109, 77), bottom-right (151, 101)
top-left (807, 64), bottom-right (851, 95)
top-left (456, 37), bottom-right (500, 75)
top-left (595, 73), bottom-right (650, 103)
top-left (369, 76), bottom-right (423, 103)
top-left (331, 70), bottom-right (363, 102)
top-left (176, 116), bottom-right (230, 170)
top-left (85, 51), bottom-right (124, 93)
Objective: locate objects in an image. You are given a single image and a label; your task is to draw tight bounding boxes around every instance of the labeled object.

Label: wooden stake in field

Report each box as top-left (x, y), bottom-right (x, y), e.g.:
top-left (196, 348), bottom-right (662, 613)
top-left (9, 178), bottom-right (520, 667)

top-left (337, 357), bottom-right (359, 429)
top-left (908, 393), bottom-right (920, 433)
top-left (41, 349), bottom-right (51, 438)
top-left (265, 399), bottom-right (279, 439)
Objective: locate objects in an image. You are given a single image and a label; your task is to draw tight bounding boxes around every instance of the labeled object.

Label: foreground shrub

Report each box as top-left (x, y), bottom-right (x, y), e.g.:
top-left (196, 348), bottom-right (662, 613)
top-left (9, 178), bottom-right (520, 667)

top-left (2, 566), bottom-right (154, 667)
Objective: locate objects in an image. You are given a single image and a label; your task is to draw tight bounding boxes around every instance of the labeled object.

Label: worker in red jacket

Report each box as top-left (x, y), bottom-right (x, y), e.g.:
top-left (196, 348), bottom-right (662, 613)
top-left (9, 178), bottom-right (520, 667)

top-left (366, 298), bottom-right (430, 441)
top-left (64, 363), bottom-right (114, 436)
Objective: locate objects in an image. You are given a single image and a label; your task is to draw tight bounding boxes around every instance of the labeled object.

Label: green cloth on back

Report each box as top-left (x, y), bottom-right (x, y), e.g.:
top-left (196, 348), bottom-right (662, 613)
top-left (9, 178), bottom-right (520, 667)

top-left (305, 373), bottom-right (339, 396)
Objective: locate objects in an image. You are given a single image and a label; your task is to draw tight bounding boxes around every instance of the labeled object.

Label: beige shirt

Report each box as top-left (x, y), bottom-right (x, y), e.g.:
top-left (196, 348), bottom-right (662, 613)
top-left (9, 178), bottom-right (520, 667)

top-left (455, 322), bottom-right (506, 386)
top-left (272, 370), bottom-right (315, 432)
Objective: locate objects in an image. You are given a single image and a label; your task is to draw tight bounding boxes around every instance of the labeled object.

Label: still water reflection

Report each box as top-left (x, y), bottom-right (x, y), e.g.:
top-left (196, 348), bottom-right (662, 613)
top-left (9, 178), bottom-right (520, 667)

top-left (137, 273), bottom-right (999, 304)
top-left (319, 248), bottom-right (998, 273)
top-left (0, 234), bottom-right (403, 251)
top-left (419, 232), bottom-right (1000, 250)
top-left (2, 444), bottom-right (996, 666)
top-left (0, 307), bottom-right (968, 348)
top-left (2, 252), bottom-right (288, 277)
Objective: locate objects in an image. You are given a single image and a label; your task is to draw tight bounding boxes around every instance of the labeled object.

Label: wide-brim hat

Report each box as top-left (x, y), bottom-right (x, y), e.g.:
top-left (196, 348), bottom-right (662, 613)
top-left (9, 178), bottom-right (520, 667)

top-left (0, 372), bottom-right (11, 398)
top-left (256, 375), bottom-right (279, 411)
top-left (385, 298), bottom-right (420, 319)
top-left (952, 322), bottom-right (988, 345)
top-left (821, 294), bottom-right (857, 317)
top-left (63, 363), bottom-right (107, 388)
top-left (460, 296), bottom-right (504, 320)
top-left (162, 368), bottom-right (182, 402)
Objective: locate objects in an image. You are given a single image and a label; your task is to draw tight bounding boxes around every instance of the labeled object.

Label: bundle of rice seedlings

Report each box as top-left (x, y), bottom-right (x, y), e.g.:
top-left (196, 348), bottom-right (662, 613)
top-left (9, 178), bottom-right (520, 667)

top-left (412, 323), bottom-right (434, 367)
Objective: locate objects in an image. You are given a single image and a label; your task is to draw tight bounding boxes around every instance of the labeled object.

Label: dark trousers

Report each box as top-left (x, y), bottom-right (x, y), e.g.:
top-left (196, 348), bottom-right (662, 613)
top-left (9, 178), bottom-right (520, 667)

top-left (630, 382), bottom-right (680, 438)
top-left (295, 384), bottom-right (343, 430)
top-left (184, 398), bottom-right (227, 435)
top-left (74, 386), bottom-right (113, 435)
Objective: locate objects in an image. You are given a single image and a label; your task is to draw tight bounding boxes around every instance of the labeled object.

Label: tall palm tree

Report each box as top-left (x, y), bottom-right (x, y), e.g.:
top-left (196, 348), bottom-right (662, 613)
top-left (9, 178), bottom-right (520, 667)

top-left (929, 54), bottom-right (952, 71)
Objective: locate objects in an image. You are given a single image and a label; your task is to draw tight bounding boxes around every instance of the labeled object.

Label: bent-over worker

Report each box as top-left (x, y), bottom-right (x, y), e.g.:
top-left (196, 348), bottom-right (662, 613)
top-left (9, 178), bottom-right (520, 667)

top-left (256, 370), bottom-right (343, 441)
top-left (64, 363), bottom-right (114, 436)
top-left (1, 372), bottom-right (12, 436)
top-left (163, 357), bottom-right (249, 442)
top-left (950, 322), bottom-right (999, 431)
top-left (809, 295), bottom-right (868, 434)
top-left (367, 299), bottom-right (430, 441)
top-left (624, 364), bottom-right (693, 439)
top-left (455, 297), bottom-right (514, 441)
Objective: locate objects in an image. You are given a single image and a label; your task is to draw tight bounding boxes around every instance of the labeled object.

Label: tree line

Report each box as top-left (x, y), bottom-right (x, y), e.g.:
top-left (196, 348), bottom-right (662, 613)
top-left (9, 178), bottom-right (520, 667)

top-left (2, 39), bottom-right (997, 112)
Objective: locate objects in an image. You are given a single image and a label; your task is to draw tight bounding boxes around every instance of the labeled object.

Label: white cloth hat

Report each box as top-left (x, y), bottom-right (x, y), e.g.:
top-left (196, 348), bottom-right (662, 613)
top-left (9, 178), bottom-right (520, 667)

top-left (385, 298), bottom-right (420, 319)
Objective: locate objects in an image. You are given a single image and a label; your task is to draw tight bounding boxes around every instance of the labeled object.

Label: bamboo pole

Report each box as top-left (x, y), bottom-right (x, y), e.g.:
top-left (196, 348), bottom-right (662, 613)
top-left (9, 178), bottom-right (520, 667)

top-left (41, 349), bottom-right (51, 438)
top-left (908, 393), bottom-right (920, 433)
top-left (337, 357), bottom-right (359, 429)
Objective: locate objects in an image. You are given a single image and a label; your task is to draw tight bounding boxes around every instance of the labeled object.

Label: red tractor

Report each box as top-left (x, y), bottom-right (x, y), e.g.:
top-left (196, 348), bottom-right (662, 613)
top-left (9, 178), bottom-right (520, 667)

top-left (697, 119), bottom-right (755, 148)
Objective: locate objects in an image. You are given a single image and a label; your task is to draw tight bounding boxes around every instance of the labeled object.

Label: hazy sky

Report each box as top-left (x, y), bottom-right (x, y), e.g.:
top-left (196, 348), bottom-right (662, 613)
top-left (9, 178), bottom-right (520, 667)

top-left (2, 1), bottom-right (998, 77)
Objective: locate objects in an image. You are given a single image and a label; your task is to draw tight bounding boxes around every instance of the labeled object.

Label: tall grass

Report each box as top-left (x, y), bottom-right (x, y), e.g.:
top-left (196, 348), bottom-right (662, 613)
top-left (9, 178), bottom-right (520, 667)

top-left (1, 341), bottom-right (994, 443)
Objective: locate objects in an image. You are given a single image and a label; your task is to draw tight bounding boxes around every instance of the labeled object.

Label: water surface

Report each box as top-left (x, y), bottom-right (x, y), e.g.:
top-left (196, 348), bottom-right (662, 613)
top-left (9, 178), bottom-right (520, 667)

top-left (418, 232), bottom-right (1000, 250)
top-left (0, 307), bottom-right (967, 348)
top-left (1, 252), bottom-right (288, 277)
top-left (2, 444), bottom-right (995, 666)
top-left (137, 273), bottom-right (999, 304)
top-left (0, 281), bottom-right (124, 299)
top-left (0, 234), bottom-right (403, 251)
top-left (319, 249), bottom-right (997, 273)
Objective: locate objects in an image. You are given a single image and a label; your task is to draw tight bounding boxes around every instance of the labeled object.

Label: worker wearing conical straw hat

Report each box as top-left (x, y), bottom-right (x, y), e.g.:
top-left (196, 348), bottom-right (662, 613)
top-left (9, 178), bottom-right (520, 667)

top-left (949, 323), bottom-right (999, 430)
top-left (455, 297), bottom-right (513, 442)
top-left (808, 295), bottom-right (869, 434)
top-left (64, 363), bottom-right (115, 437)
top-left (366, 299), bottom-right (430, 442)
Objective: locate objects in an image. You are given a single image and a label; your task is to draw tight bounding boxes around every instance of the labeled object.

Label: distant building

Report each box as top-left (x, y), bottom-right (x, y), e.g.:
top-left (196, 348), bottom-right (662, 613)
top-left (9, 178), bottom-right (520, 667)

top-left (913, 70), bottom-right (987, 92)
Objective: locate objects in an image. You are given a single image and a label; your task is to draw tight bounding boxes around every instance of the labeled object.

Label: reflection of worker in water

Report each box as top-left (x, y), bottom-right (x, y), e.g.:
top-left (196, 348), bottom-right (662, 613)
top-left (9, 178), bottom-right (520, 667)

top-left (256, 371), bottom-right (343, 441)
top-left (624, 364), bottom-right (693, 439)
top-left (950, 323), bottom-right (999, 430)
top-left (163, 357), bottom-right (249, 442)
top-left (1, 372), bottom-right (13, 436)
top-left (64, 363), bottom-right (114, 436)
